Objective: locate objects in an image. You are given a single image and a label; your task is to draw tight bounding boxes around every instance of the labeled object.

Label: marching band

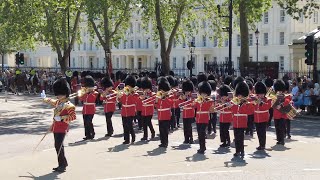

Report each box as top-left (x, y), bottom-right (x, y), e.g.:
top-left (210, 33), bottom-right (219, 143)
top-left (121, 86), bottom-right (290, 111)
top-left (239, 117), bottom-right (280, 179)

top-left (41, 71), bottom-right (299, 172)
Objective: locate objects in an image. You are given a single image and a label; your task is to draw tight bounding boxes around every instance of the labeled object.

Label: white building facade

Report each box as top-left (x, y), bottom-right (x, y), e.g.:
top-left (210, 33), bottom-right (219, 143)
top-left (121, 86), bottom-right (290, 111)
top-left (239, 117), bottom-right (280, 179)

top-left (5, 2), bottom-right (320, 76)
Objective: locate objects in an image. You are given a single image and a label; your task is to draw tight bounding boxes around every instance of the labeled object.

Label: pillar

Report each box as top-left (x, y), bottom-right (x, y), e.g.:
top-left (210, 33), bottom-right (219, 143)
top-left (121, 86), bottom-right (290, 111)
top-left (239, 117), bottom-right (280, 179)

top-left (134, 55), bottom-right (138, 69)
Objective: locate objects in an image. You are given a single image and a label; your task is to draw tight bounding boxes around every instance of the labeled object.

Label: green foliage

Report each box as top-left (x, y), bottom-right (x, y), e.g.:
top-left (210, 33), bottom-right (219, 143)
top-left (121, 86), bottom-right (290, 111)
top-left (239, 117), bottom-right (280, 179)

top-left (276, 0), bottom-right (319, 20)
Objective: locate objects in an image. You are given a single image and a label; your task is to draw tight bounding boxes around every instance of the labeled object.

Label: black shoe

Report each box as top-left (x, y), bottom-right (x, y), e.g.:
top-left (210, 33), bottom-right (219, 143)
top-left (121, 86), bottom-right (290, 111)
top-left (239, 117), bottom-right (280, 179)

top-left (226, 142), bottom-right (231, 147)
top-left (256, 146), bottom-right (265, 150)
top-left (151, 132), bottom-right (155, 139)
top-left (233, 153), bottom-right (240, 157)
top-left (123, 141), bottom-right (130, 144)
top-left (240, 152), bottom-right (245, 157)
top-left (189, 139), bottom-right (194, 144)
top-left (141, 137), bottom-right (147, 141)
top-left (220, 143), bottom-right (227, 148)
top-left (287, 135), bottom-right (291, 139)
top-left (208, 131), bottom-right (212, 135)
top-left (52, 167), bottom-right (59, 171)
top-left (138, 128), bottom-right (142, 131)
top-left (276, 141), bottom-right (285, 145)
top-left (131, 136), bottom-right (136, 143)
top-left (159, 144), bottom-right (167, 148)
top-left (83, 137), bottom-right (89, 140)
top-left (197, 149), bottom-right (205, 154)
top-left (183, 140), bottom-right (189, 144)
top-left (250, 133), bottom-right (253, 136)
top-left (245, 132), bottom-right (249, 135)
top-left (53, 166), bottom-right (66, 172)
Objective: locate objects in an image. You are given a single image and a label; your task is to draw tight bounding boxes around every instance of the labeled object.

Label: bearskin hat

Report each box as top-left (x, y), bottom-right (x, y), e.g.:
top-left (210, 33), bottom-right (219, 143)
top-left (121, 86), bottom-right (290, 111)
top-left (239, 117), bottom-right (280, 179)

top-left (273, 79), bottom-right (286, 92)
top-left (190, 76), bottom-right (198, 87)
top-left (246, 80), bottom-right (253, 91)
top-left (208, 80), bottom-right (217, 91)
top-left (208, 74), bottom-right (215, 81)
top-left (141, 77), bottom-right (152, 90)
top-left (197, 73), bottom-right (208, 84)
top-left (115, 71), bottom-right (122, 80)
top-left (101, 76), bottom-right (114, 89)
top-left (53, 78), bottom-right (71, 97)
top-left (166, 75), bottom-right (175, 87)
top-left (224, 75), bottom-right (233, 86)
top-left (124, 75), bottom-right (136, 88)
top-left (232, 76), bottom-right (245, 89)
top-left (84, 75), bottom-right (95, 87)
top-left (157, 76), bottom-right (168, 84)
top-left (218, 85), bottom-right (232, 97)
top-left (246, 77), bottom-right (254, 85)
top-left (149, 71), bottom-right (157, 79)
top-left (169, 71), bottom-right (175, 77)
top-left (182, 79), bottom-right (194, 92)
top-left (198, 81), bottom-right (212, 96)
top-left (265, 77), bottom-right (273, 88)
top-left (81, 71), bottom-right (87, 78)
top-left (158, 79), bottom-right (171, 92)
top-left (72, 71), bottom-right (79, 77)
top-left (254, 81), bottom-right (267, 94)
top-left (284, 80), bottom-right (290, 92)
top-left (173, 78), bottom-right (179, 88)
top-left (235, 81), bottom-right (249, 97)
top-left (136, 78), bottom-right (142, 88)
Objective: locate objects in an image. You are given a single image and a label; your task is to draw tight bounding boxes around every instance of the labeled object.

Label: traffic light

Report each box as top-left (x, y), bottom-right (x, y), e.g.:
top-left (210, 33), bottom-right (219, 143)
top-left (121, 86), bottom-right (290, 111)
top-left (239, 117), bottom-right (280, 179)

top-left (19, 53), bottom-right (24, 65)
top-left (15, 53), bottom-right (19, 65)
top-left (305, 35), bottom-right (314, 65)
top-left (187, 60), bottom-right (194, 70)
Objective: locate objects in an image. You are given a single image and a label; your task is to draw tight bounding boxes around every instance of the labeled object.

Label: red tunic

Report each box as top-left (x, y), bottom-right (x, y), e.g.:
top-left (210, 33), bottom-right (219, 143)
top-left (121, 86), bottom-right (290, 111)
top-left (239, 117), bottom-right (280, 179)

top-left (79, 91), bottom-right (98, 115)
top-left (141, 92), bottom-right (156, 116)
top-left (119, 93), bottom-right (139, 117)
top-left (156, 97), bottom-right (173, 120)
top-left (282, 95), bottom-right (292, 120)
top-left (71, 77), bottom-right (78, 93)
top-left (254, 97), bottom-right (272, 123)
top-left (171, 92), bottom-right (183, 109)
top-left (136, 97), bottom-right (142, 112)
top-left (273, 94), bottom-right (291, 120)
top-left (100, 92), bottom-right (117, 113)
top-left (182, 99), bottom-right (196, 119)
top-left (231, 102), bottom-right (252, 128)
top-left (219, 107), bottom-right (233, 123)
top-left (195, 100), bottom-right (213, 124)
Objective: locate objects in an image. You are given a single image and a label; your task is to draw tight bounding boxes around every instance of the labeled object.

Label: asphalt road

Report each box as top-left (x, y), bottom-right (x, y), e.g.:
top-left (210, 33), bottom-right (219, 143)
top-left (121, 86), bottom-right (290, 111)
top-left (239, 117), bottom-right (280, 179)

top-left (0, 93), bottom-right (320, 180)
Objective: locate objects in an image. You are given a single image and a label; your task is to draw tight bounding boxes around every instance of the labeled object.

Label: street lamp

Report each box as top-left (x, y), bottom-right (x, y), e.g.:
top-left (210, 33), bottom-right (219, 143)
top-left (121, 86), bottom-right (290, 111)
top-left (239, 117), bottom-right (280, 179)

top-left (187, 41), bottom-right (196, 78)
top-left (255, 28), bottom-right (260, 62)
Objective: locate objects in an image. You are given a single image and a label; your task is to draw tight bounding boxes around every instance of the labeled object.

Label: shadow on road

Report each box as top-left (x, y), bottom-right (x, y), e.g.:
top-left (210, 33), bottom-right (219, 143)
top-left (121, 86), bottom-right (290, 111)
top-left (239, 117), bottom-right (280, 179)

top-left (108, 144), bottom-right (129, 153)
top-left (271, 145), bottom-right (291, 151)
top-left (144, 147), bottom-right (167, 156)
top-left (224, 157), bottom-right (248, 167)
top-left (171, 144), bottom-right (191, 150)
top-left (248, 150), bottom-right (271, 159)
top-left (185, 153), bottom-right (209, 162)
top-left (18, 171), bottom-right (61, 180)
top-left (212, 147), bottom-right (231, 154)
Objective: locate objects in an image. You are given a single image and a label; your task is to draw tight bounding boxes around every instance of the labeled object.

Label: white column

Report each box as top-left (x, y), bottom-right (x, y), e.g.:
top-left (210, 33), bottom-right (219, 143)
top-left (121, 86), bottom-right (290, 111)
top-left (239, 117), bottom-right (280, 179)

top-left (126, 55), bottom-right (130, 69)
top-left (134, 55), bottom-right (138, 69)
top-left (198, 54), bottom-right (204, 73)
top-left (147, 55), bottom-right (151, 69)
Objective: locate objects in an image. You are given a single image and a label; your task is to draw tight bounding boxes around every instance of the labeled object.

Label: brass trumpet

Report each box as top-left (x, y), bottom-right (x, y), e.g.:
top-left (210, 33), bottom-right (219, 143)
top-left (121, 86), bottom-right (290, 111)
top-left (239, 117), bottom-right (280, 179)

top-left (69, 86), bottom-right (96, 99)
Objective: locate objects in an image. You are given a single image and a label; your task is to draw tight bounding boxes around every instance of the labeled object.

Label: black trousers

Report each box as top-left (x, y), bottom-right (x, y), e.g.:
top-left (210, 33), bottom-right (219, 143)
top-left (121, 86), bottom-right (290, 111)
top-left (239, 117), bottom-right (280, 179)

top-left (159, 120), bottom-right (170, 146)
top-left (183, 118), bottom-right (193, 142)
top-left (219, 122), bottom-right (231, 144)
top-left (174, 108), bottom-right (181, 127)
top-left (135, 111), bottom-right (142, 129)
top-left (197, 123), bottom-right (207, 151)
top-left (245, 115), bottom-right (254, 135)
top-left (284, 119), bottom-right (291, 137)
top-left (268, 108), bottom-right (273, 126)
top-left (105, 112), bottom-right (114, 135)
top-left (255, 122), bottom-right (267, 148)
top-left (170, 109), bottom-right (176, 129)
top-left (141, 115), bottom-right (155, 138)
top-left (54, 133), bottom-right (68, 168)
top-left (274, 118), bottom-right (285, 143)
top-left (208, 113), bottom-right (217, 133)
top-left (122, 116), bottom-right (135, 142)
top-left (83, 114), bottom-right (95, 139)
top-left (234, 128), bottom-right (245, 154)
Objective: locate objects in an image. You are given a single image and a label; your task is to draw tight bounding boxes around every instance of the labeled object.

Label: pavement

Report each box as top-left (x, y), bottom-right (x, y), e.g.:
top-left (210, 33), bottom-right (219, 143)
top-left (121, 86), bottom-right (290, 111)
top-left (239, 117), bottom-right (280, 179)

top-left (0, 92), bottom-right (320, 180)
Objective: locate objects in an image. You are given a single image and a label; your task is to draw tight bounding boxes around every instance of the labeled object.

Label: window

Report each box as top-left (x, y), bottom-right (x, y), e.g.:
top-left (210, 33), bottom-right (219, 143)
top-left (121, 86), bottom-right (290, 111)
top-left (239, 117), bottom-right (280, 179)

top-left (237, 57), bottom-right (240, 68)
top-left (173, 38), bottom-right (176, 48)
top-left (183, 40), bottom-right (186, 48)
top-left (224, 38), bottom-right (229, 47)
top-left (124, 42), bottom-right (127, 49)
top-left (146, 39), bottom-right (149, 48)
top-left (72, 58), bottom-right (75, 67)
top-left (202, 20), bottom-right (206, 28)
top-left (89, 57), bottom-right (93, 69)
top-left (299, 12), bottom-right (304, 23)
top-left (203, 35), bottom-right (206, 47)
top-left (137, 23), bottom-right (141, 33)
top-left (182, 57), bottom-right (186, 68)
top-left (237, 35), bottom-right (241, 46)
top-left (173, 57), bottom-right (177, 69)
top-left (192, 37), bottom-right (196, 44)
top-left (155, 41), bottom-right (159, 49)
top-left (280, 10), bottom-right (285, 23)
top-left (89, 42), bottom-right (93, 50)
top-left (130, 40), bottom-right (134, 48)
top-left (138, 40), bottom-right (141, 48)
top-left (78, 44), bottom-right (80, 51)
top-left (280, 56), bottom-right (284, 70)
top-left (280, 32), bottom-right (285, 45)
top-left (264, 12), bottom-right (269, 24)
top-left (116, 58), bottom-right (120, 68)
top-left (314, 11), bottom-right (319, 24)
top-left (138, 58), bottom-right (142, 69)
top-left (213, 38), bottom-right (218, 47)
top-left (249, 57), bottom-right (253, 62)
top-left (97, 58), bottom-right (99, 68)
top-left (213, 57), bottom-right (217, 62)
top-left (264, 56), bottom-right (268, 62)
top-left (83, 42), bottom-right (86, 50)
top-left (130, 23), bottom-right (133, 33)
top-left (249, 34), bottom-right (253, 46)
top-left (225, 57), bottom-right (229, 62)
top-left (264, 33), bottom-right (268, 46)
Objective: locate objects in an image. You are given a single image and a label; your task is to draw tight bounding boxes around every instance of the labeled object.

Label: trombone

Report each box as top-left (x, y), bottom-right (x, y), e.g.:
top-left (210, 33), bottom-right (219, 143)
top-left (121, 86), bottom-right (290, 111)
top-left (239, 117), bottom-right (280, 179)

top-left (69, 86), bottom-right (97, 99)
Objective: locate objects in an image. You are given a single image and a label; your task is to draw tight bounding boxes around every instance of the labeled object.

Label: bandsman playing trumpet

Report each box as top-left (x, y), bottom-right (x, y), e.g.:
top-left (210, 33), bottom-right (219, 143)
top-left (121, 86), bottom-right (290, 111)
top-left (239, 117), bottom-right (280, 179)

top-left (79, 75), bottom-right (98, 140)
top-left (100, 76), bottom-right (117, 137)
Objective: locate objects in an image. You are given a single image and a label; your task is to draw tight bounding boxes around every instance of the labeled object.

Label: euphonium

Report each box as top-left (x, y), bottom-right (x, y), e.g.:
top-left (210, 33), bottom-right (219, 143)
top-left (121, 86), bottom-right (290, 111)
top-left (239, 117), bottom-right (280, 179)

top-left (195, 94), bottom-right (205, 103)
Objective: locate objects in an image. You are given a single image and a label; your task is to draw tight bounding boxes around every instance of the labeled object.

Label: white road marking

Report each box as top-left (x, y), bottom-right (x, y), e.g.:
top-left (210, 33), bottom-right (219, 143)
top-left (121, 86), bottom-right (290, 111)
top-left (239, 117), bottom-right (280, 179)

top-left (303, 169), bottom-right (320, 171)
top-left (42, 148), bottom-right (55, 152)
top-left (98, 170), bottom-right (243, 180)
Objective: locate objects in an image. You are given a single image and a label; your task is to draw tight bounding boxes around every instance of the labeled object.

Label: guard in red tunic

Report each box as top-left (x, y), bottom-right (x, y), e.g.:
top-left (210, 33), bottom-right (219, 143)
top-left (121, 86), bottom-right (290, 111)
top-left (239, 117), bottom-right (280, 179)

top-left (245, 80), bottom-right (255, 136)
top-left (265, 77), bottom-right (274, 127)
top-left (140, 77), bottom-right (156, 140)
top-left (254, 81), bottom-right (272, 150)
top-left (79, 75), bottom-right (98, 140)
top-left (135, 78), bottom-right (143, 130)
top-left (100, 76), bottom-right (116, 137)
top-left (155, 77), bottom-right (173, 148)
top-left (171, 78), bottom-right (182, 128)
top-left (283, 81), bottom-right (292, 139)
top-left (42, 78), bottom-right (76, 172)
top-left (216, 85), bottom-right (233, 147)
top-left (230, 81), bottom-right (253, 157)
top-left (118, 75), bottom-right (139, 144)
top-left (167, 76), bottom-right (177, 130)
top-left (208, 80), bottom-right (218, 135)
top-left (273, 79), bottom-right (291, 145)
top-left (194, 81), bottom-right (213, 154)
top-left (179, 79), bottom-right (195, 144)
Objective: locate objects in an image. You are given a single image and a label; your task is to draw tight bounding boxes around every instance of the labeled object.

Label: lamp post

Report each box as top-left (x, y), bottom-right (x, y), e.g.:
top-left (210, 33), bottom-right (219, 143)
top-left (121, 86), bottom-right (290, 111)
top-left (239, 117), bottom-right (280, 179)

top-left (68, 1), bottom-right (71, 67)
top-left (255, 28), bottom-right (260, 62)
top-left (188, 41), bottom-right (196, 78)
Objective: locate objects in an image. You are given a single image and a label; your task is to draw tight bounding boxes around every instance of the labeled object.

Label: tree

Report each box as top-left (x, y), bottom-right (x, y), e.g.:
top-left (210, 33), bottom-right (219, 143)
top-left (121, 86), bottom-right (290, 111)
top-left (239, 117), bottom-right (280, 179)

top-left (85, 0), bottom-right (133, 75)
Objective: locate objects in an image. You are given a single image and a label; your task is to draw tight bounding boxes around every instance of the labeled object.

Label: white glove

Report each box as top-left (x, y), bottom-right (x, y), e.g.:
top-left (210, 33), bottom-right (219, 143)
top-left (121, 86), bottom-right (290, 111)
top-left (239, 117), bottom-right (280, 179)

top-left (54, 116), bottom-right (61, 122)
top-left (41, 90), bottom-right (46, 99)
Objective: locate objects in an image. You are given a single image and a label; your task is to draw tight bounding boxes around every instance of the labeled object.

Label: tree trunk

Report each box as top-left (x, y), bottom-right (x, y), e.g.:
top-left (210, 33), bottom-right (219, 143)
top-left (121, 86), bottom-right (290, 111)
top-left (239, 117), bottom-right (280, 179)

top-left (239, 1), bottom-right (249, 75)
top-left (161, 50), bottom-right (170, 75)
top-left (58, 54), bottom-right (67, 74)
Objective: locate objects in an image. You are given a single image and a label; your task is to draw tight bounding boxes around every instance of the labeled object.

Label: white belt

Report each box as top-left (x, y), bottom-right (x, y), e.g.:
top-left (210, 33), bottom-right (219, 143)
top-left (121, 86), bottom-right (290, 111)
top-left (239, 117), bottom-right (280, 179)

top-left (234, 114), bottom-right (247, 117)
top-left (84, 103), bottom-right (95, 105)
top-left (123, 104), bottom-right (136, 107)
top-left (183, 107), bottom-right (193, 110)
top-left (142, 104), bottom-right (154, 107)
top-left (220, 111), bottom-right (232, 114)
top-left (255, 110), bottom-right (269, 113)
top-left (158, 108), bottom-right (171, 111)
top-left (197, 111), bottom-right (209, 114)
